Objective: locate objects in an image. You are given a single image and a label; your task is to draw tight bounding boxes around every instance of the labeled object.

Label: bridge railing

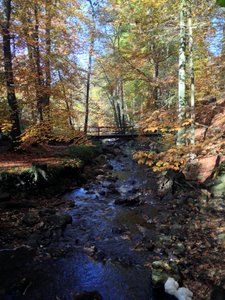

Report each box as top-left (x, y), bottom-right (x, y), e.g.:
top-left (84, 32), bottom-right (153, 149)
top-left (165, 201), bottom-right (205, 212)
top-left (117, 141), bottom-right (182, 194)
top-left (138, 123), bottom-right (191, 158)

top-left (87, 126), bottom-right (135, 136)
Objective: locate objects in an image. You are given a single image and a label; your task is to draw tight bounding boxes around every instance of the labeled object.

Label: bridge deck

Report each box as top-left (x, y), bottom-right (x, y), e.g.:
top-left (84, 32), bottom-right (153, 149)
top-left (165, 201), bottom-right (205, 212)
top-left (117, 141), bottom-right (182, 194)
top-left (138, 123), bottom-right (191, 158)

top-left (89, 132), bottom-right (161, 139)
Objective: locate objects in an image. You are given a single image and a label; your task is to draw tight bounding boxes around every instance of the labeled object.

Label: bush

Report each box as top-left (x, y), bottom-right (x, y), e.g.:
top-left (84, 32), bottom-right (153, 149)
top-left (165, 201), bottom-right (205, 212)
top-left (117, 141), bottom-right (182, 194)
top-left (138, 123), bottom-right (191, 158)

top-left (67, 145), bottom-right (102, 163)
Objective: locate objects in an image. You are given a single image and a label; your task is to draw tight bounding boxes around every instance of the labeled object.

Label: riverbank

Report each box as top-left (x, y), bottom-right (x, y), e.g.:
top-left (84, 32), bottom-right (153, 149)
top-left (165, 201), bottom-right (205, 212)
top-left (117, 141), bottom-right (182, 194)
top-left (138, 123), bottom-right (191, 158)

top-left (0, 140), bottom-right (224, 300)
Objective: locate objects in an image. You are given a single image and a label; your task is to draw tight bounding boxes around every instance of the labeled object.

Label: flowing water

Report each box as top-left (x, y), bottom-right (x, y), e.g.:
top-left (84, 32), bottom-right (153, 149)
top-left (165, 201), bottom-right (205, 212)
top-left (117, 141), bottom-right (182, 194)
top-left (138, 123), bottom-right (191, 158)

top-left (2, 142), bottom-right (164, 300)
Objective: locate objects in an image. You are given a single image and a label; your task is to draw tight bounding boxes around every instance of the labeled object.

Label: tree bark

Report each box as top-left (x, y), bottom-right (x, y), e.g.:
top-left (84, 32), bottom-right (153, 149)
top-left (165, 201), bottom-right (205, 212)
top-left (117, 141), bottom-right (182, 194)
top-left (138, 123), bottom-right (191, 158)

top-left (1, 0), bottom-right (21, 143)
top-left (58, 70), bottom-right (74, 129)
top-left (177, 0), bottom-right (187, 145)
top-left (84, 0), bottom-right (95, 134)
top-left (33, 4), bottom-right (45, 122)
top-left (44, 0), bottom-right (52, 120)
top-left (188, 0), bottom-right (195, 144)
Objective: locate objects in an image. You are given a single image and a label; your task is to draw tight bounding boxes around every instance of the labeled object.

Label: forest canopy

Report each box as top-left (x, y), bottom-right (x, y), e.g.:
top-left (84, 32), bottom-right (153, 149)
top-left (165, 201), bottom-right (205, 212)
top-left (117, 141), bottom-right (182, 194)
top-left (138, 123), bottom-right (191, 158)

top-left (0, 0), bottom-right (224, 165)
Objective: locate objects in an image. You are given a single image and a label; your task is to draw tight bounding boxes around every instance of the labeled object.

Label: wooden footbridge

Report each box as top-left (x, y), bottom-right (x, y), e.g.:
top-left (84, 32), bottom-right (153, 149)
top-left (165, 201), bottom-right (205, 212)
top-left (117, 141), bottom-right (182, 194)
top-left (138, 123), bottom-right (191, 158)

top-left (85, 126), bottom-right (160, 139)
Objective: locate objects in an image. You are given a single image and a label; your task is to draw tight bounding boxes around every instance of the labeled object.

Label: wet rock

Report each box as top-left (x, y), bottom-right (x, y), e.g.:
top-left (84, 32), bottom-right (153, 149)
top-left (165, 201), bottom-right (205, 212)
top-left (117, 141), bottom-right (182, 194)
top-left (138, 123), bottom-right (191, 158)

top-left (157, 175), bottom-right (174, 198)
top-left (152, 269), bottom-right (170, 287)
top-left (45, 213), bottom-right (72, 233)
top-left (151, 260), bottom-right (181, 287)
top-left (22, 211), bottom-right (40, 226)
top-left (117, 184), bottom-right (138, 195)
top-left (152, 261), bottom-right (172, 271)
top-left (95, 169), bottom-right (105, 176)
top-left (102, 180), bottom-right (115, 189)
top-left (95, 154), bottom-right (107, 164)
top-left (84, 244), bottom-right (97, 256)
top-left (94, 250), bottom-right (106, 261)
top-left (98, 188), bottom-right (107, 196)
top-left (114, 194), bottom-right (141, 206)
top-left (96, 175), bottom-right (105, 181)
top-left (103, 163), bottom-right (113, 170)
top-left (74, 291), bottom-right (103, 300)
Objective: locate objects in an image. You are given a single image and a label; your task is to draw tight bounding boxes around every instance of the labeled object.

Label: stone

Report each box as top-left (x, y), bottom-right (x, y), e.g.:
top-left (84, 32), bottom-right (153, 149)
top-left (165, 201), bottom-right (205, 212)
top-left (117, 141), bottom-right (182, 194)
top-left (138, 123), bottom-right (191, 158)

top-left (152, 260), bottom-right (171, 272)
top-left (96, 175), bottom-right (105, 181)
top-left (95, 154), bottom-right (107, 164)
top-left (102, 180), bottom-right (115, 189)
top-left (152, 269), bottom-right (170, 286)
top-left (117, 184), bottom-right (138, 195)
top-left (45, 213), bottom-right (72, 233)
top-left (114, 194), bottom-right (141, 206)
top-left (156, 175), bottom-right (173, 198)
top-left (184, 156), bottom-right (220, 183)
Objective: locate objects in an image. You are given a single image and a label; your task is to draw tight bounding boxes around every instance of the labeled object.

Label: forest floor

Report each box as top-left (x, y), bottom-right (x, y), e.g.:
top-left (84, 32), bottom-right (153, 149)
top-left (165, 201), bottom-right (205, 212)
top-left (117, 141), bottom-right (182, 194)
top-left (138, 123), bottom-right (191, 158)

top-left (0, 143), bottom-right (68, 171)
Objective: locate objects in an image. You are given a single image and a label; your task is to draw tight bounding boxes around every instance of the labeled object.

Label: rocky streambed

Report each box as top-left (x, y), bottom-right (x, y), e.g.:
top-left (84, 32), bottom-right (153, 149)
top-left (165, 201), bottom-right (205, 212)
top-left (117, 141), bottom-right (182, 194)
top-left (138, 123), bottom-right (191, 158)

top-left (0, 140), bottom-right (224, 300)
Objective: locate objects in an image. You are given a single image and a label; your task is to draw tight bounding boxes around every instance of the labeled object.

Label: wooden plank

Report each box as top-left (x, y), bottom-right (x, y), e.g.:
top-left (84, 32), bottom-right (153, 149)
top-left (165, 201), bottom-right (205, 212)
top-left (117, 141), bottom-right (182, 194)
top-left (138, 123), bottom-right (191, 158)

top-left (89, 133), bottom-right (161, 139)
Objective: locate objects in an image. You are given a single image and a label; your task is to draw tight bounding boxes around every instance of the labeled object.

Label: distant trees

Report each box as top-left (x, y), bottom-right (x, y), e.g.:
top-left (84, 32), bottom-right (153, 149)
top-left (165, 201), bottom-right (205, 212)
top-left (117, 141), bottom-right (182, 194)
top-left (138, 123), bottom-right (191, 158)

top-left (0, 0), bottom-right (224, 149)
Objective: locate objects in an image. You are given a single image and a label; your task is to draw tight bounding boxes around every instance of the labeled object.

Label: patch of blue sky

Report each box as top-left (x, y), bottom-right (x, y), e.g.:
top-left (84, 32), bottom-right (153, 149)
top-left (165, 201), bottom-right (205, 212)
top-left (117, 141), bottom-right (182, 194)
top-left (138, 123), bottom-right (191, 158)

top-left (209, 16), bottom-right (225, 56)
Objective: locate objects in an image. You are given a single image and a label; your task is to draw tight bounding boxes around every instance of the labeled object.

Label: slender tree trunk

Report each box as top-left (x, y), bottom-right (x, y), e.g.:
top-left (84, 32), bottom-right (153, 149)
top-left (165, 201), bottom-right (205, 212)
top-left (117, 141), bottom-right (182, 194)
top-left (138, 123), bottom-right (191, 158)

top-left (177, 0), bottom-right (187, 145)
top-left (33, 5), bottom-right (45, 122)
top-left (84, 41), bottom-right (94, 133)
top-left (117, 102), bottom-right (123, 132)
top-left (120, 78), bottom-right (126, 133)
top-left (44, 0), bottom-right (51, 120)
top-left (188, 0), bottom-right (195, 144)
top-left (1, 0), bottom-right (21, 143)
top-left (153, 61), bottom-right (159, 105)
top-left (58, 70), bottom-right (74, 129)
top-left (84, 0), bottom-right (95, 134)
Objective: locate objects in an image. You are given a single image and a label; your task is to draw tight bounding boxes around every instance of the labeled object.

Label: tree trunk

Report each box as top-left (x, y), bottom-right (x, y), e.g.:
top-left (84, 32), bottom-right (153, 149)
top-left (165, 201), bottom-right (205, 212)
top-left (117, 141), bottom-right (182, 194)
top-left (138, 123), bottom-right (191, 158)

top-left (177, 0), bottom-right (187, 145)
top-left (58, 70), bottom-right (74, 129)
top-left (44, 0), bottom-right (52, 120)
top-left (153, 61), bottom-right (159, 106)
top-left (120, 78), bottom-right (126, 133)
top-left (1, 0), bottom-right (21, 143)
top-left (33, 4), bottom-right (45, 122)
top-left (84, 0), bottom-right (95, 134)
top-left (188, 0), bottom-right (195, 144)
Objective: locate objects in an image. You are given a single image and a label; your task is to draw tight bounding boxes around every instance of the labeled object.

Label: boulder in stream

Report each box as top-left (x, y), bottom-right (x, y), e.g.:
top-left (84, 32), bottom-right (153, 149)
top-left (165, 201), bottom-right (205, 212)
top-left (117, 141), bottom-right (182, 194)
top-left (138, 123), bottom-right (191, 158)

top-left (114, 193), bottom-right (142, 206)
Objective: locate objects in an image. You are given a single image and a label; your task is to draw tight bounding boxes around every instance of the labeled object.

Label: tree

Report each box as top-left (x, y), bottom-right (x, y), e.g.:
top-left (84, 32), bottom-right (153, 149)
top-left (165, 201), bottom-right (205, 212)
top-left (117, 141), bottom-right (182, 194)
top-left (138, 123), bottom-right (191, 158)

top-left (84, 0), bottom-right (96, 133)
top-left (177, 0), bottom-right (188, 145)
top-left (0, 0), bottom-right (21, 143)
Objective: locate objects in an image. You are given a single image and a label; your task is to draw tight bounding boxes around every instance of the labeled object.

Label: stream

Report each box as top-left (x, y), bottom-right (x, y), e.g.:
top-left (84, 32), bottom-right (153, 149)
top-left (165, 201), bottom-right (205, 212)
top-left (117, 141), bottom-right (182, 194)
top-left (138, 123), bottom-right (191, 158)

top-left (1, 141), bottom-right (166, 300)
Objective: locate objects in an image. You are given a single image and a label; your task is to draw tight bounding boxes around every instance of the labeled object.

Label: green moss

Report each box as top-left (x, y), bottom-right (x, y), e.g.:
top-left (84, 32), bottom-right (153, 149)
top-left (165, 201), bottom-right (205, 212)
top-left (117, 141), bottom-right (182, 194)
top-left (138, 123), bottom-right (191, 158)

top-left (64, 144), bottom-right (102, 163)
